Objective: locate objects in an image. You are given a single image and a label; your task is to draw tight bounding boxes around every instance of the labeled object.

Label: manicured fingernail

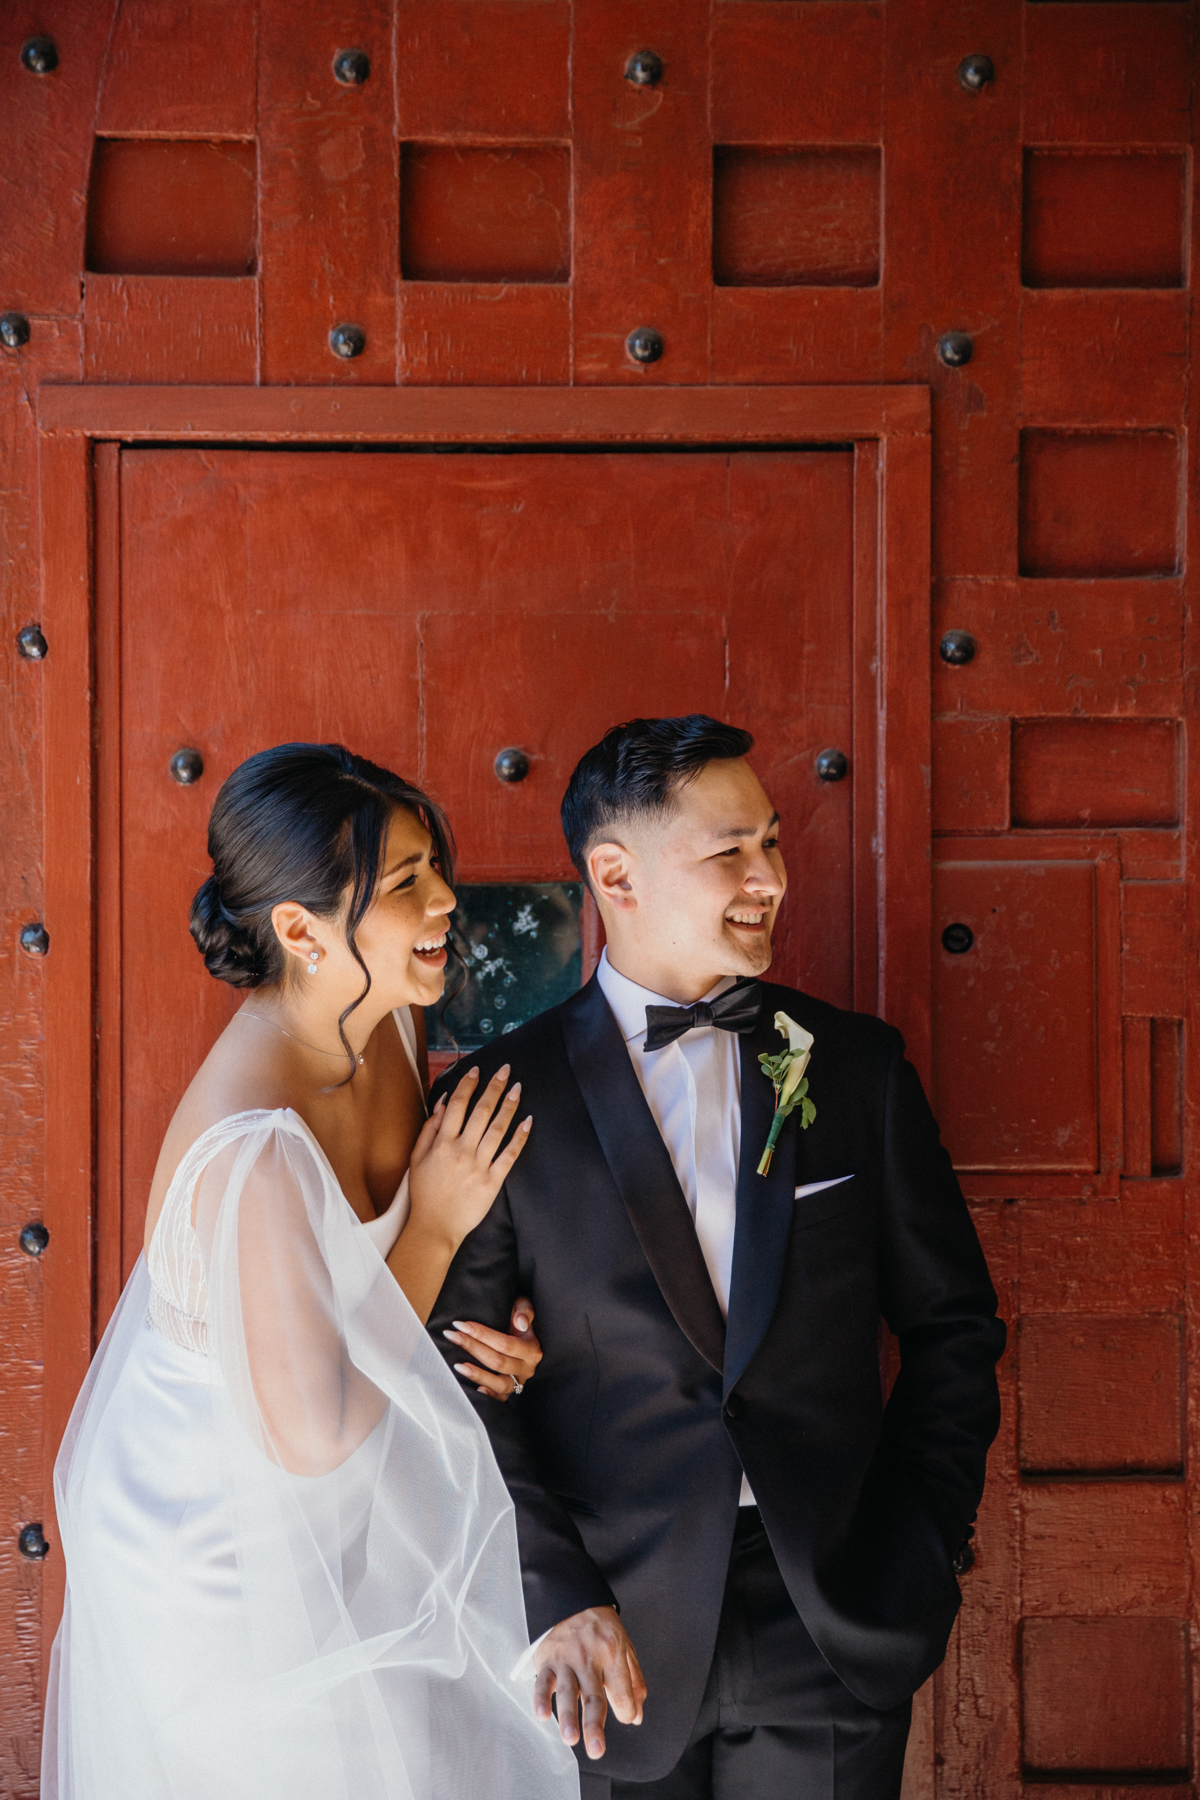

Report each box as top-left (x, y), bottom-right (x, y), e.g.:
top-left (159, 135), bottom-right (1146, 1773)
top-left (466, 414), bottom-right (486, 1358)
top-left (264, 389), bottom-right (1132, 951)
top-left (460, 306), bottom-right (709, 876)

top-left (515, 1316), bottom-right (530, 1330)
top-left (453, 1363), bottom-right (470, 1376)
top-left (435, 1094), bottom-right (447, 1110)
top-left (442, 1330), bottom-right (462, 1343)
top-left (451, 1321), bottom-right (468, 1330)
top-left (497, 1063), bottom-right (511, 1079)
top-left (467, 1067), bottom-right (480, 1079)
top-left (508, 1081), bottom-right (521, 1097)
top-left (521, 1115), bottom-right (533, 1131)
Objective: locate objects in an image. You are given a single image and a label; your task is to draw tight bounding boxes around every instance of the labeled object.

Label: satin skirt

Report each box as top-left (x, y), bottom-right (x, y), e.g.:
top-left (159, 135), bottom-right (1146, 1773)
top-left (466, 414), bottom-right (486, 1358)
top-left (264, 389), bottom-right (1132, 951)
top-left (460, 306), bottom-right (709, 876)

top-left (46, 1318), bottom-right (268, 1797)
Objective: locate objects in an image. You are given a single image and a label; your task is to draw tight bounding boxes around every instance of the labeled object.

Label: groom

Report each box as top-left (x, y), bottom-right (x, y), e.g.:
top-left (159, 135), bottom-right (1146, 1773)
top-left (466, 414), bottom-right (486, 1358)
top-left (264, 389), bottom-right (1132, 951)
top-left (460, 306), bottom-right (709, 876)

top-left (430, 715), bottom-right (1004, 1798)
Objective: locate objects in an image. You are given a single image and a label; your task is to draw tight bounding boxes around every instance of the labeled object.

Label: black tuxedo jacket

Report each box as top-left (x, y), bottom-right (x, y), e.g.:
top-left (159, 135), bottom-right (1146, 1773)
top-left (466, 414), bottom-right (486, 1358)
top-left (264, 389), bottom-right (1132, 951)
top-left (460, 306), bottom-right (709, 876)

top-left (429, 978), bottom-right (1004, 1781)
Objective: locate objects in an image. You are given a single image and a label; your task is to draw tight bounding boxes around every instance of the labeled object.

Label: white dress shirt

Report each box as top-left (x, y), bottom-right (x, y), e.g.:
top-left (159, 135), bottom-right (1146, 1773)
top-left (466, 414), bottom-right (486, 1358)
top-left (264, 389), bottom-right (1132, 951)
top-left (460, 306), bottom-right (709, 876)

top-left (596, 948), bottom-right (756, 1504)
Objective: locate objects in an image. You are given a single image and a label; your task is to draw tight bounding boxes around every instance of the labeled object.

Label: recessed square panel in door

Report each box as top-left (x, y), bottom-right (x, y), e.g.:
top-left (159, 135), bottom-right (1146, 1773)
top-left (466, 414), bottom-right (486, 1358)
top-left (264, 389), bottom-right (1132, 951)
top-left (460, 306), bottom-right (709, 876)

top-left (1012, 719), bottom-right (1180, 828)
top-left (1021, 1618), bottom-right (1189, 1776)
top-left (1019, 1314), bottom-right (1183, 1474)
top-left (1018, 430), bottom-right (1181, 579)
top-left (1022, 150), bottom-right (1186, 289)
top-left (87, 138), bottom-right (257, 276)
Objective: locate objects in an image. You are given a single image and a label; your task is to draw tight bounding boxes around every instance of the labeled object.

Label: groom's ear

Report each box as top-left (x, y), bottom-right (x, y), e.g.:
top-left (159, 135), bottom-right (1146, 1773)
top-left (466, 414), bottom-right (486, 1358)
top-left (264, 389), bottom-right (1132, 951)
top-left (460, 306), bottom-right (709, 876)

top-left (587, 841), bottom-right (638, 913)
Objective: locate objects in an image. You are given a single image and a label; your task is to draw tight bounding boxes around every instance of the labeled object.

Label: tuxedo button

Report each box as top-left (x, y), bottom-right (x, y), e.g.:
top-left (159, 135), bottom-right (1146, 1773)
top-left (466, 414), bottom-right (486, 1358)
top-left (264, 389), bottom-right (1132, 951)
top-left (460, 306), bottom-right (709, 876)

top-left (724, 1394), bottom-right (744, 1421)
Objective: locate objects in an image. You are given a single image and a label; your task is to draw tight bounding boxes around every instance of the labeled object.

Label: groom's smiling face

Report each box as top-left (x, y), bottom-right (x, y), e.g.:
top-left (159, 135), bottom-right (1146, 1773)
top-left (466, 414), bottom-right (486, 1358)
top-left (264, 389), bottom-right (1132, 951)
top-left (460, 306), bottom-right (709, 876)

top-left (587, 756), bottom-right (787, 1004)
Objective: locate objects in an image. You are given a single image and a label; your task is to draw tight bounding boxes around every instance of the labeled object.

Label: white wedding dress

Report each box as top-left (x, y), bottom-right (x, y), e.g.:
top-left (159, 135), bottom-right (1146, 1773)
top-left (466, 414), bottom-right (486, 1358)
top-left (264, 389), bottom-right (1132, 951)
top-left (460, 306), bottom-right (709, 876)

top-left (42, 1010), bottom-right (578, 1800)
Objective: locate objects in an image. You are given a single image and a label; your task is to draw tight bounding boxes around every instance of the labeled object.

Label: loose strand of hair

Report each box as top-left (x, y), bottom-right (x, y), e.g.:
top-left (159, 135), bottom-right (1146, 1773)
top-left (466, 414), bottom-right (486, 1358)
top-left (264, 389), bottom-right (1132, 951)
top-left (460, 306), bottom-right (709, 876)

top-left (326, 793), bottom-right (388, 1087)
top-left (328, 939), bottom-right (372, 1089)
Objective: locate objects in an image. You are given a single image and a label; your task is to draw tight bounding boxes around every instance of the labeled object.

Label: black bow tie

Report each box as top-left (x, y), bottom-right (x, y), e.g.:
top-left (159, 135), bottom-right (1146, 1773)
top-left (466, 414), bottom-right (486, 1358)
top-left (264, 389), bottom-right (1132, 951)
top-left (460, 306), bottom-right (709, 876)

top-left (643, 979), bottom-right (763, 1053)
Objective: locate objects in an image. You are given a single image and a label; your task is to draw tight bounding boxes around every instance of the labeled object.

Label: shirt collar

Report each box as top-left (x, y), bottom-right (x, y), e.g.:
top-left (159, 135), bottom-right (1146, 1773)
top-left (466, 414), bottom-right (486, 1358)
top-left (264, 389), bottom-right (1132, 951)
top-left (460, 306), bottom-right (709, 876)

top-left (595, 948), bottom-right (736, 1046)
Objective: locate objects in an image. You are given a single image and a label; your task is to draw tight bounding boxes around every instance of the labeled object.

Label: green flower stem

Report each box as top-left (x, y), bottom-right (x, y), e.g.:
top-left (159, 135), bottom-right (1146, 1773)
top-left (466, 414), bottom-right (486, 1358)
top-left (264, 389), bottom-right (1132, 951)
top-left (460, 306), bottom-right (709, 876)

top-left (757, 1105), bottom-right (788, 1177)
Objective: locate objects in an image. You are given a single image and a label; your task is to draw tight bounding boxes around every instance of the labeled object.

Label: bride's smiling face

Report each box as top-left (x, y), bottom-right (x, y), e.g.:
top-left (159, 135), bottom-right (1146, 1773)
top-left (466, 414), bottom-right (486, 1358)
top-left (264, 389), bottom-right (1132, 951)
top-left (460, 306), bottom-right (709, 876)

top-left (339, 806), bottom-right (457, 1010)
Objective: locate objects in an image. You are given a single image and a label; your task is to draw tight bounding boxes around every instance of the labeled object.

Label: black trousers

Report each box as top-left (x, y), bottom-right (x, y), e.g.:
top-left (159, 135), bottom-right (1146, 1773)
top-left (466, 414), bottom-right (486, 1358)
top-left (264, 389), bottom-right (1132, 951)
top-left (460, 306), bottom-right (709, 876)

top-left (579, 1509), bottom-right (912, 1800)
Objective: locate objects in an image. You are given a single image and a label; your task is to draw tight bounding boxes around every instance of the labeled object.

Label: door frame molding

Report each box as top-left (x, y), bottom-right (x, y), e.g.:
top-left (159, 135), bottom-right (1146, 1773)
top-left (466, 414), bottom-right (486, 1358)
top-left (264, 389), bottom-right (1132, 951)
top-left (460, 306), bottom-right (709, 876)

top-left (34, 381), bottom-right (931, 1671)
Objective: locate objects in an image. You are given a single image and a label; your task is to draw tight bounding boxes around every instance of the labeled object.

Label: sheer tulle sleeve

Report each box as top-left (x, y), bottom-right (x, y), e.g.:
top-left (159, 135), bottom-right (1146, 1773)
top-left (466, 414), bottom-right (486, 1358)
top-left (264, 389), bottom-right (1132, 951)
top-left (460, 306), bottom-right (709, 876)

top-left (49, 1111), bottom-right (579, 1800)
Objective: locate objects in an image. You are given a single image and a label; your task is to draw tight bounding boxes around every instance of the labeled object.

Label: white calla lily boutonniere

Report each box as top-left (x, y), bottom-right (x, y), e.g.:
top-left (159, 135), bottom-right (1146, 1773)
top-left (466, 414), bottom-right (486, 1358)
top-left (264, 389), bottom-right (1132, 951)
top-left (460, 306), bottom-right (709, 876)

top-left (757, 1012), bottom-right (816, 1176)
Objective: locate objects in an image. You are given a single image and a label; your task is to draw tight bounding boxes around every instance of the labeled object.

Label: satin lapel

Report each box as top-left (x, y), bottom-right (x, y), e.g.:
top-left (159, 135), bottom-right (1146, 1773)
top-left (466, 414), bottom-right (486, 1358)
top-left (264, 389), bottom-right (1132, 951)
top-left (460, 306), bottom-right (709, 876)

top-left (560, 979), bottom-right (726, 1373)
top-left (724, 1012), bottom-right (800, 1394)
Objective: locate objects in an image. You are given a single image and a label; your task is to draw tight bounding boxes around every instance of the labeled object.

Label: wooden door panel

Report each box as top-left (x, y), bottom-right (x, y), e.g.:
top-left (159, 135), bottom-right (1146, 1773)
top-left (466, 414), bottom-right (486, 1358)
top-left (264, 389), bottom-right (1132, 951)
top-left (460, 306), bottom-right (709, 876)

top-left (932, 837), bottom-right (1123, 1201)
top-left (1021, 1617), bottom-right (1190, 1778)
top-left (933, 860), bottom-right (1099, 1173)
top-left (1018, 1314), bottom-right (1184, 1477)
top-left (116, 442), bottom-right (857, 1275)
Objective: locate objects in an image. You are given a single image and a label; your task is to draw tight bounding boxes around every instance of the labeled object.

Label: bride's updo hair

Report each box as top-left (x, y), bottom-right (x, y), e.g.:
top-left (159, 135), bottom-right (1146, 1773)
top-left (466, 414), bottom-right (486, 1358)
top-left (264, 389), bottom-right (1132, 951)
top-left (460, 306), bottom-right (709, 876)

top-left (190, 743), bottom-right (454, 993)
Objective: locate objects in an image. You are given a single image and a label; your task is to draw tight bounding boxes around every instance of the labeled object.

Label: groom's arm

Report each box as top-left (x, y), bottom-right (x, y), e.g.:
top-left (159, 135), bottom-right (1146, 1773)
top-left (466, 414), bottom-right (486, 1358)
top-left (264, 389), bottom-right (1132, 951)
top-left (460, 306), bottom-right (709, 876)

top-left (427, 1184), bottom-right (620, 1638)
top-left (875, 1031), bottom-right (1007, 1556)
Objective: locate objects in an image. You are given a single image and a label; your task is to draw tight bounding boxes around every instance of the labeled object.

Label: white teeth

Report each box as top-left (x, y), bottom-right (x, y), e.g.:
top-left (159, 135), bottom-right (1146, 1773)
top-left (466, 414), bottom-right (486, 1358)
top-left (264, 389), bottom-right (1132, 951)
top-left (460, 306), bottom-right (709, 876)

top-left (414, 935), bottom-right (447, 952)
top-left (727, 911), bottom-right (766, 924)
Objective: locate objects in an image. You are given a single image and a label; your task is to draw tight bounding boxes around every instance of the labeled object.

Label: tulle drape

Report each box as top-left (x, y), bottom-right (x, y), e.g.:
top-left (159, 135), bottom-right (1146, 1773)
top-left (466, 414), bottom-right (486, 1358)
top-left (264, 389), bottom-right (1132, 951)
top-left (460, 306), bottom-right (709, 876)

top-left (44, 1110), bottom-right (578, 1800)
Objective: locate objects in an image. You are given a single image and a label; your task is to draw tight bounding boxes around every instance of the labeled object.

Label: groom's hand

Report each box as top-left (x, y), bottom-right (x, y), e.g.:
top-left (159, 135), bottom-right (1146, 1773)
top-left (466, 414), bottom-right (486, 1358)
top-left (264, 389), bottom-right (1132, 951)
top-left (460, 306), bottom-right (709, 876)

top-left (533, 1604), bottom-right (647, 1759)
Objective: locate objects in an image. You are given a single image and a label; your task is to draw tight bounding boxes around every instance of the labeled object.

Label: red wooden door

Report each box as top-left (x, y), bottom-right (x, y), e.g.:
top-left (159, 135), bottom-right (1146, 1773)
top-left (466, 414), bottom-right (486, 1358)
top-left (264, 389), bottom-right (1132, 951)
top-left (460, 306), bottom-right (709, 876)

top-left (2, 3), bottom-right (1196, 1794)
top-left (108, 444), bottom-right (862, 1283)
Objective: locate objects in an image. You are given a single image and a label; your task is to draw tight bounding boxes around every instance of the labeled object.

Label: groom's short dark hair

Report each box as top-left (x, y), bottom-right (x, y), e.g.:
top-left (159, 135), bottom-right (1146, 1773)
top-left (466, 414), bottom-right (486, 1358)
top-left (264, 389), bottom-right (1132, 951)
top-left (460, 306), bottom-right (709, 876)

top-left (562, 714), bottom-right (754, 883)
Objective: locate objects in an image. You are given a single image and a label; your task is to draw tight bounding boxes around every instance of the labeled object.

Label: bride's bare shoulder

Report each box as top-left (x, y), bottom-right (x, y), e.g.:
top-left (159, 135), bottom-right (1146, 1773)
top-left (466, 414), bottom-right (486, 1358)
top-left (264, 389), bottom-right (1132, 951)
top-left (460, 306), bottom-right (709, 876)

top-left (144, 1014), bottom-right (296, 1249)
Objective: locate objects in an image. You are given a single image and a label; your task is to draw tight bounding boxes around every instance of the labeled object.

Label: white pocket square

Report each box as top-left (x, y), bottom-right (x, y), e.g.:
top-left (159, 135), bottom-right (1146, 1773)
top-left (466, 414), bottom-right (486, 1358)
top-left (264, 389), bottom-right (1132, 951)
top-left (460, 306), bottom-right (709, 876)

top-left (794, 1176), bottom-right (854, 1200)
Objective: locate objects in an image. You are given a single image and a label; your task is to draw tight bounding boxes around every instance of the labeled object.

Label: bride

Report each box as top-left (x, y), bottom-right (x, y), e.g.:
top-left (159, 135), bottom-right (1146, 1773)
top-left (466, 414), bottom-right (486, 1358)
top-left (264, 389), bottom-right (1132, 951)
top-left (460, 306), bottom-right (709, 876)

top-left (43, 742), bottom-right (580, 1800)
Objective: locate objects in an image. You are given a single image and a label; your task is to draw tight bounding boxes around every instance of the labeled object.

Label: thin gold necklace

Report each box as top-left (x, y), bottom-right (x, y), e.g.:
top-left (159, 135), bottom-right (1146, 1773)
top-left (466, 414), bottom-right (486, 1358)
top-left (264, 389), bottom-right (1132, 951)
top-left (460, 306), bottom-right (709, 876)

top-left (240, 1010), bottom-right (365, 1066)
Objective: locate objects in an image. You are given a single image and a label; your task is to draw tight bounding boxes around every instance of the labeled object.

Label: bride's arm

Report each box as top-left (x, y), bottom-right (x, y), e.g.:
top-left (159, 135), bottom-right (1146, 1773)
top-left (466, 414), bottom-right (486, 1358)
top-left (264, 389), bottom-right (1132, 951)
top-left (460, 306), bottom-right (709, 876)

top-left (386, 1063), bottom-right (531, 1323)
top-left (198, 1131), bottom-right (387, 1476)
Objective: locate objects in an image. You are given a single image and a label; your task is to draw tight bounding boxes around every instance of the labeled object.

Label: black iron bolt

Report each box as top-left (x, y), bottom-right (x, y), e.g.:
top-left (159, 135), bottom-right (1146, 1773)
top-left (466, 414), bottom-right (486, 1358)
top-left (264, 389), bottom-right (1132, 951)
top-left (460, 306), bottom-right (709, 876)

top-left (957, 54), bottom-right (994, 93)
top-left (494, 747), bottom-right (531, 784)
top-left (333, 48), bottom-right (370, 85)
top-left (19, 1222), bottom-right (49, 1257)
top-left (18, 1523), bottom-right (49, 1560)
top-left (19, 923), bottom-right (49, 957)
top-left (0, 313), bottom-right (31, 350)
top-left (169, 747), bottom-right (204, 786)
top-left (626, 326), bottom-right (664, 365)
top-left (330, 323), bottom-right (366, 360)
top-left (942, 923), bottom-right (975, 955)
top-left (625, 49), bottom-right (663, 86)
top-left (939, 629), bottom-right (977, 666)
top-left (937, 331), bottom-right (973, 369)
top-left (815, 748), bottom-right (848, 784)
top-left (20, 36), bottom-right (58, 75)
top-left (17, 624), bottom-right (47, 660)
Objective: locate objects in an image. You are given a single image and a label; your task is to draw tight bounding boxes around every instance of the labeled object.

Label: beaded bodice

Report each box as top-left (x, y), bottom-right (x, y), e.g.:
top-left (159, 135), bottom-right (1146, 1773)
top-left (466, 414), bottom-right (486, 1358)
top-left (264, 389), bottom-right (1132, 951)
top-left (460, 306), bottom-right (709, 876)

top-left (146, 1148), bottom-right (211, 1354)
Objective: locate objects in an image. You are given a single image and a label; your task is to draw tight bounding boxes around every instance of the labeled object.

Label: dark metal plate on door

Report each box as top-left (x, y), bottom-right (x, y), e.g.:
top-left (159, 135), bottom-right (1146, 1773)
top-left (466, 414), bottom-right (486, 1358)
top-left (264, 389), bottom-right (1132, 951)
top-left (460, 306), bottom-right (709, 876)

top-left (426, 883), bottom-right (583, 1053)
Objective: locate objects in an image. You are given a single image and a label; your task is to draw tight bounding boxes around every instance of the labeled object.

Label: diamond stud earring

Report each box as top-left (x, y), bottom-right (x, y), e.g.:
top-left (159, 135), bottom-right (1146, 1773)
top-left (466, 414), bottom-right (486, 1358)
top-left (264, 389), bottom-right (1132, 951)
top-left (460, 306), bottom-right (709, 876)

top-left (307, 949), bottom-right (319, 973)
